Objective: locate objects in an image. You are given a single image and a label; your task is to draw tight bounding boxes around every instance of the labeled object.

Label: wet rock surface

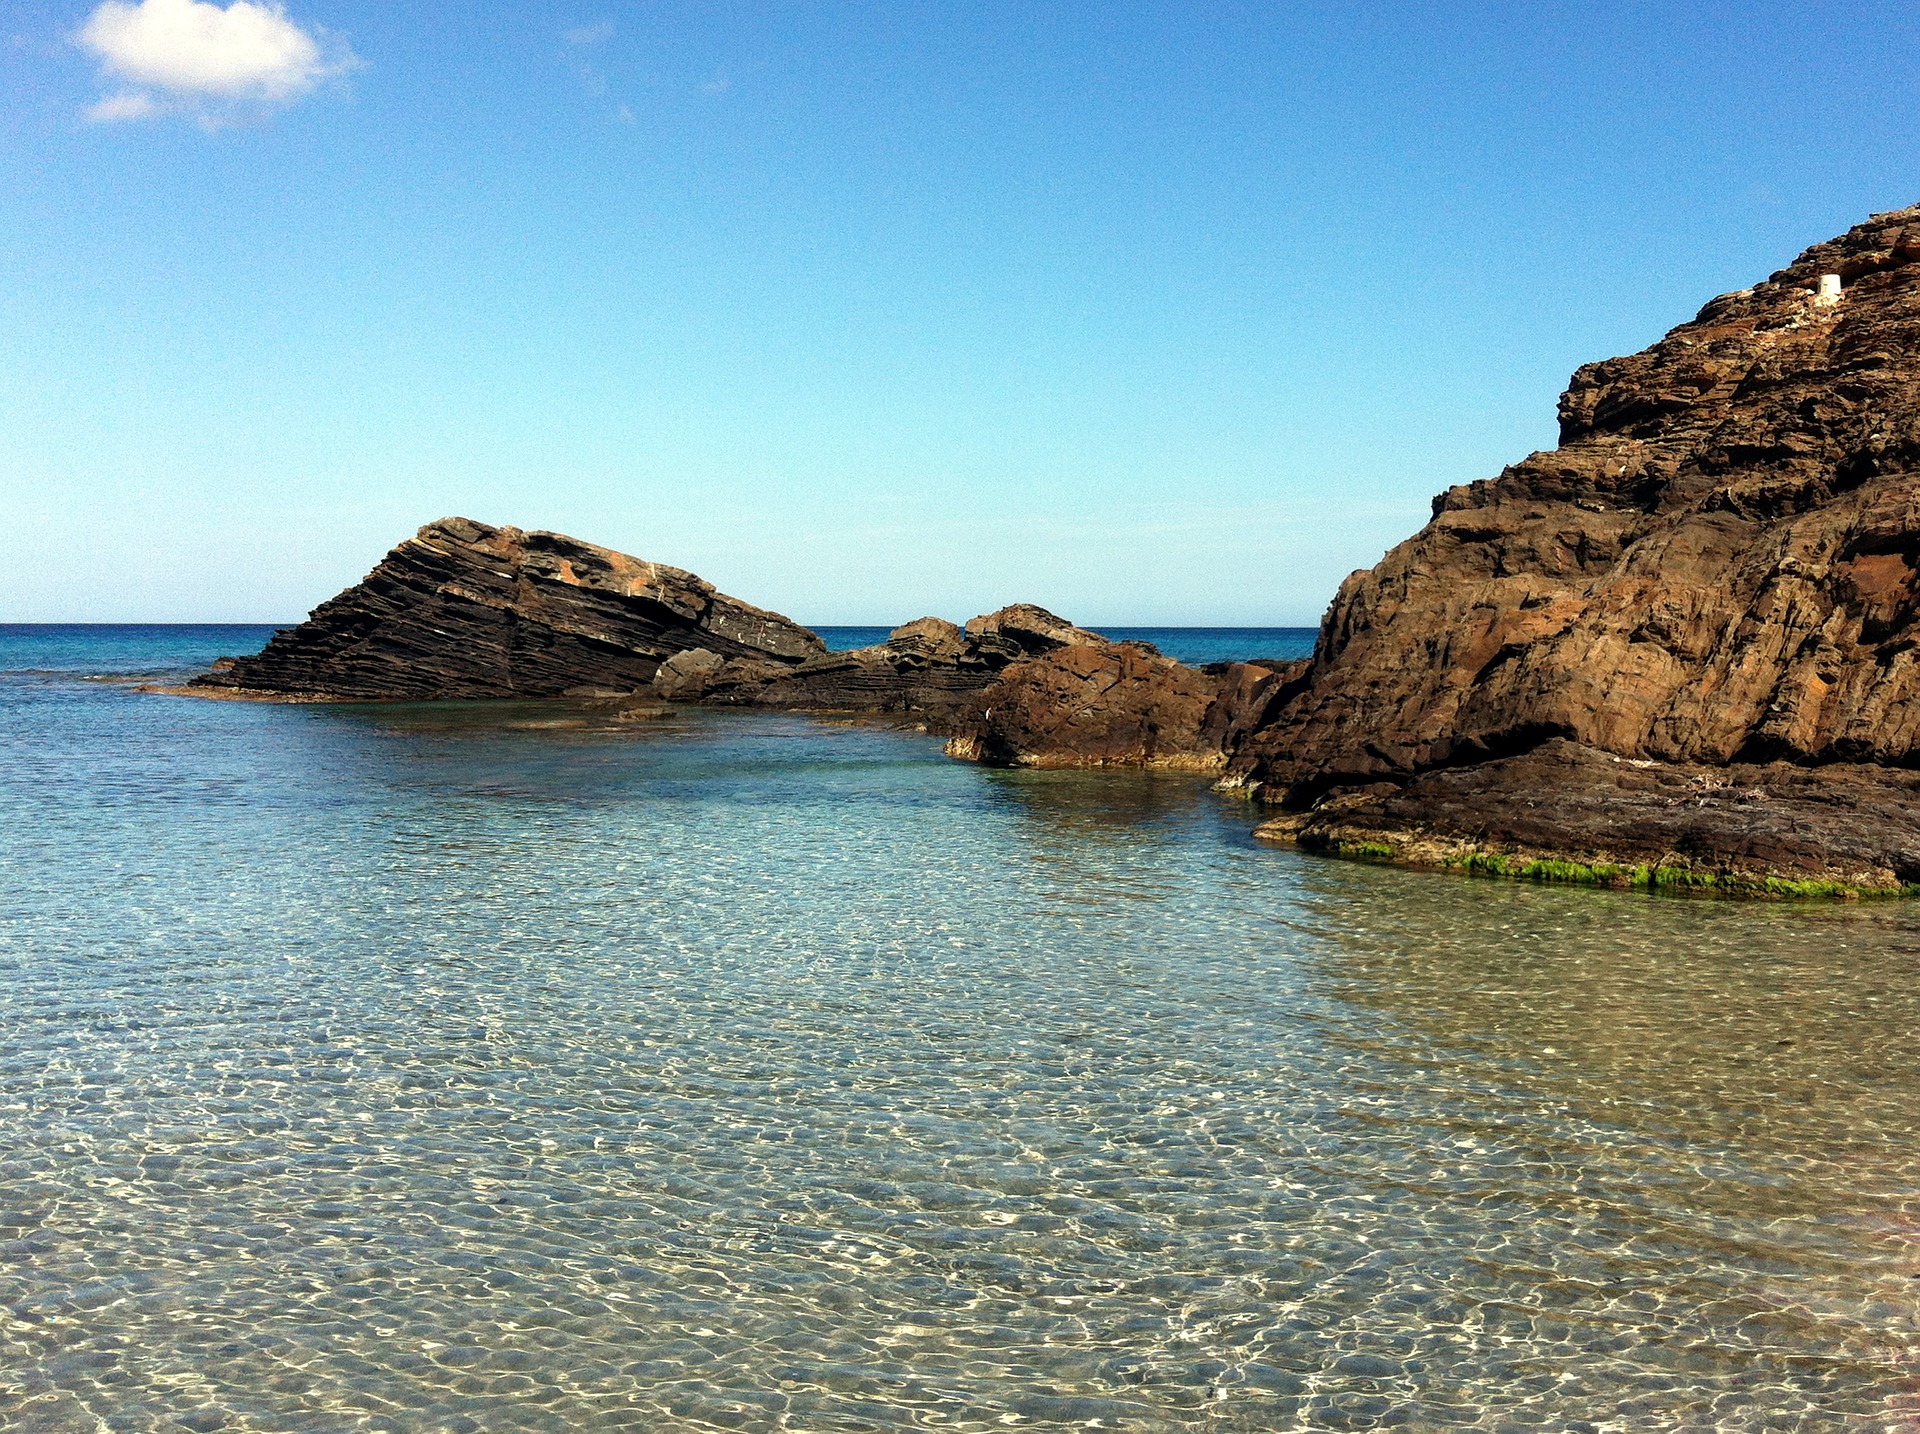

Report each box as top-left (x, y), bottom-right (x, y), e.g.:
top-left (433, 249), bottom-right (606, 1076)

top-left (193, 518), bottom-right (824, 700)
top-left (1259, 739), bottom-right (1920, 894)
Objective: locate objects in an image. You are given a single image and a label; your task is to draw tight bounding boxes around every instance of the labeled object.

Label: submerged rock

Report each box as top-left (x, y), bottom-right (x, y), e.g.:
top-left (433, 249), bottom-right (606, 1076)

top-left (192, 517), bottom-right (825, 700)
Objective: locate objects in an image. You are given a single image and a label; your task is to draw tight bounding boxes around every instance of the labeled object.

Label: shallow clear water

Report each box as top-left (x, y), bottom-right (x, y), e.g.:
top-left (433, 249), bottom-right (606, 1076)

top-left (2, 628), bottom-right (1918, 1432)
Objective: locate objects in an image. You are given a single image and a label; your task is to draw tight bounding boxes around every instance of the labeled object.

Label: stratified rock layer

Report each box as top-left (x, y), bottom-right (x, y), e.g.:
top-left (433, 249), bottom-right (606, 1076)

top-left (1236, 206), bottom-right (1920, 801)
top-left (1257, 739), bottom-right (1920, 895)
top-left (1208, 204), bottom-right (1920, 890)
top-left (195, 518), bottom-right (825, 700)
top-left (684, 606), bottom-right (1111, 720)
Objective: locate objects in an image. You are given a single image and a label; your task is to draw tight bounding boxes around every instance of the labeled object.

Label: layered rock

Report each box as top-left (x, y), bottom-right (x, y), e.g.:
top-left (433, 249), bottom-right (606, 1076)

top-left (189, 520), bottom-right (1113, 720)
top-left (1235, 205), bottom-right (1920, 795)
top-left (666, 606), bottom-right (1111, 719)
top-left (1221, 203), bottom-right (1920, 890)
top-left (192, 517), bottom-right (824, 700)
top-left (943, 645), bottom-right (1304, 770)
top-left (1259, 740), bottom-right (1920, 896)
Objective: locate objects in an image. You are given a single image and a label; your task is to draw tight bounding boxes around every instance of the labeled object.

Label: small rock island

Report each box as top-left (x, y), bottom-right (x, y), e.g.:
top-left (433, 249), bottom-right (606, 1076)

top-left (191, 204), bottom-right (1920, 896)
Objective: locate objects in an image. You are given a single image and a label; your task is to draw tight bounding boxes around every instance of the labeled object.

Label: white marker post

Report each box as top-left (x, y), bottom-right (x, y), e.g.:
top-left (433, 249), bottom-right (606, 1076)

top-left (1814, 273), bottom-right (1843, 307)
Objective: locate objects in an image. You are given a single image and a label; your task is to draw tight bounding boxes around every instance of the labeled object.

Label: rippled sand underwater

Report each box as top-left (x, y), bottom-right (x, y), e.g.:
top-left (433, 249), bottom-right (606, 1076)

top-left (3, 633), bottom-right (1920, 1432)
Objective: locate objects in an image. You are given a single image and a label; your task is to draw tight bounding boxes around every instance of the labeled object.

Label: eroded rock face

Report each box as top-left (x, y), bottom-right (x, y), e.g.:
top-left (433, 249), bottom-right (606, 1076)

top-left (1233, 204), bottom-right (1920, 810)
top-left (691, 606), bottom-right (1109, 719)
top-left (944, 645), bottom-right (1306, 770)
top-left (194, 518), bottom-right (824, 700)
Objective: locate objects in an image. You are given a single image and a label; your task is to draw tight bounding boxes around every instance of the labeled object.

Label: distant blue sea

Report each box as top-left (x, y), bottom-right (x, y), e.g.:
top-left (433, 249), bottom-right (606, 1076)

top-left (0, 624), bottom-right (1316, 679)
top-left (0, 622), bottom-right (283, 679)
top-left (3, 623), bottom-right (1917, 1430)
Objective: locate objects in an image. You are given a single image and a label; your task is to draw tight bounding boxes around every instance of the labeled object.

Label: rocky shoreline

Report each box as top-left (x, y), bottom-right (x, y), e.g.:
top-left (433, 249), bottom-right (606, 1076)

top-left (177, 204), bottom-right (1920, 896)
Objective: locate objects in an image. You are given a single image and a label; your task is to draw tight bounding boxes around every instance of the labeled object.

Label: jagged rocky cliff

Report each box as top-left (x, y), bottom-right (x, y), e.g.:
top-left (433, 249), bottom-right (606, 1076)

top-left (1235, 205), bottom-right (1920, 795)
top-left (953, 205), bottom-right (1920, 892)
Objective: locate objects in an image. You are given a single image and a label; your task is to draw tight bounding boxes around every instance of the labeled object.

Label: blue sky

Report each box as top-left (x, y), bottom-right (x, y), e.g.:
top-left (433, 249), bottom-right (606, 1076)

top-left (4, 1), bottom-right (1917, 624)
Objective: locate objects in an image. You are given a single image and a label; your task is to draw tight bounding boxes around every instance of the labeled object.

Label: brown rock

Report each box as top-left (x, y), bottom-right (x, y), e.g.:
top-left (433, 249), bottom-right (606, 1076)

top-left (701, 605), bottom-right (1107, 720)
top-left (945, 644), bottom-right (1303, 769)
top-left (191, 518), bottom-right (824, 700)
top-left (651, 647), bottom-right (728, 700)
top-left (1257, 738), bottom-right (1920, 895)
top-left (961, 604), bottom-right (1108, 661)
top-left (1221, 204), bottom-right (1920, 883)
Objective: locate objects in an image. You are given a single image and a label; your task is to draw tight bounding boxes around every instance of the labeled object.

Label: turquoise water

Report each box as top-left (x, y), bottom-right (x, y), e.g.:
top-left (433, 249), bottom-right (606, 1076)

top-left (3, 627), bottom-right (1919, 1432)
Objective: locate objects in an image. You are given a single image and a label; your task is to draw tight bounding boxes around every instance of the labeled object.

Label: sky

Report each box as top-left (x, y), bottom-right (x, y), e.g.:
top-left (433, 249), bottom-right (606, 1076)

top-left (4, 1), bottom-right (1918, 626)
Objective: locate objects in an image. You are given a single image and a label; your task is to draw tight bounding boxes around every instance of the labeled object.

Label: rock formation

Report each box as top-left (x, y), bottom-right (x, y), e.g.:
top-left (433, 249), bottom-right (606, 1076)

top-left (1234, 206), bottom-right (1920, 793)
top-left (943, 645), bottom-right (1304, 770)
top-left (188, 519), bottom-right (1110, 717)
top-left (185, 206), bottom-right (1920, 892)
top-left (674, 605), bottom-right (1112, 719)
top-left (1255, 739), bottom-right (1920, 896)
top-left (953, 204), bottom-right (1920, 892)
top-left (192, 517), bottom-right (825, 700)
top-left (1218, 202), bottom-right (1920, 892)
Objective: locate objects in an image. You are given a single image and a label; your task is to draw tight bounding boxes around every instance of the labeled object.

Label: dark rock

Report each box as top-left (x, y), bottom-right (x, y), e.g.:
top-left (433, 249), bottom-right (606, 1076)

top-left (1221, 204), bottom-right (1920, 888)
top-left (192, 517), bottom-right (824, 700)
top-left (1261, 738), bottom-right (1920, 895)
top-left (944, 644), bottom-right (1304, 769)
top-left (698, 606), bottom-right (1110, 720)
top-left (962, 604), bottom-right (1108, 661)
top-left (651, 648), bottom-right (728, 701)
top-left (1235, 205), bottom-right (1920, 796)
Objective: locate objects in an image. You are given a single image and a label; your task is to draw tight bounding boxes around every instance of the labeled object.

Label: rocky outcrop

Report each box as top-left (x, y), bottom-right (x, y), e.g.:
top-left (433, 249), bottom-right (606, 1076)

top-left (188, 522), bottom-right (1112, 719)
top-left (669, 606), bottom-right (1111, 720)
top-left (192, 517), bottom-right (824, 700)
top-left (1258, 739), bottom-right (1920, 896)
top-left (943, 645), bottom-right (1304, 770)
top-left (1221, 203), bottom-right (1920, 890)
top-left (1235, 206), bottom-right (1920, 797)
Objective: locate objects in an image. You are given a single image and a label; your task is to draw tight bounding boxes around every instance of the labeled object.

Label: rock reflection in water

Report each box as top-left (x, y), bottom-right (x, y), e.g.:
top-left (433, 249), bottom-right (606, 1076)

top-left (2, 668), bottom-right (1918, 1432)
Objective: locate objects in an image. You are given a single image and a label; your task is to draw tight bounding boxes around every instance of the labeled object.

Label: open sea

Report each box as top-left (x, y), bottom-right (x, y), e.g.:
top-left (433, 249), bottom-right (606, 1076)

top-left (3, 625), bottom-right (1919, 1432)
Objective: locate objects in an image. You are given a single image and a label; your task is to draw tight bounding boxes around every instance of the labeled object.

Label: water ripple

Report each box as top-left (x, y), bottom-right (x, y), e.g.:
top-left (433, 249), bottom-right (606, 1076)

top-left (1, 662), bottom-right (1918, 1430)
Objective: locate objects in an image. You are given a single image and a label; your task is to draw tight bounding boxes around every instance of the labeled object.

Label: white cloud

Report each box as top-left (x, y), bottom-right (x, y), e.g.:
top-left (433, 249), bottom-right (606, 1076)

top-left (77, 0), bottom-right (352, 120)
top-left (86, 91), bottom-right (160, 121)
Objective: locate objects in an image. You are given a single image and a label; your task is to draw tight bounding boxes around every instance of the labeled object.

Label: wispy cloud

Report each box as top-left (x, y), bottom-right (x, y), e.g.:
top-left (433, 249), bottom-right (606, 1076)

top-left (76, 0), bottom-right (355, 124)
top-left (561, 18), bottom-right (628, 122)
top-left (86, 91), bottom-right (160, 121)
